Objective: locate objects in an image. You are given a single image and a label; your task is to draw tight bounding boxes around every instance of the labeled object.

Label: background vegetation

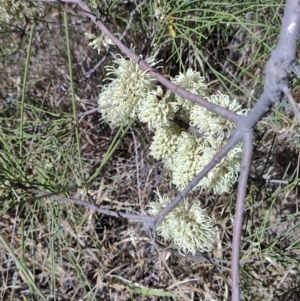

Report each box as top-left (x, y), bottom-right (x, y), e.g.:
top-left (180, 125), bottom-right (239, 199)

top-left (0, 0), bottom-right (300, 300)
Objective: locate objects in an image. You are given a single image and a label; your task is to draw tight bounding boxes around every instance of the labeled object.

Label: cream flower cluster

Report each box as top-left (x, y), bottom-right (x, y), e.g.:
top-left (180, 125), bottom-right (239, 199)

top-left (84, 33), bottom-right (114, 54)
top-left (97, 54), bottom-right (157, 128)
top-left (147, 191), bottom-right (215, 254)
top-left (0, 0), bottom-right (43, 24)
top-left (138, 86), bottom-right (178, 129)
top-left (96, 52), bottom-right (246, 194)
top-left (190, 91), bottom-right (247, 139)
top-left (171, 68), bottom-right (208, 110)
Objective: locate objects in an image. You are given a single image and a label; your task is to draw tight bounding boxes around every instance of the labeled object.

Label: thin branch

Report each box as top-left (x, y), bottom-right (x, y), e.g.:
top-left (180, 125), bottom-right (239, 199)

top-left (77, 104), bottom-right (111, 123)
top-left (282, 85), bottom-right (300, 125)
top-left (131, 130), bottom-right (144, 214)
top-left (33, 189), bottom-right (152, 222)
top-left (231, 130), bottom-right (253, 301)
top-left (119, 0), bottom-right (147, 41)
top-left (249, 177), bottom-right (300, 186)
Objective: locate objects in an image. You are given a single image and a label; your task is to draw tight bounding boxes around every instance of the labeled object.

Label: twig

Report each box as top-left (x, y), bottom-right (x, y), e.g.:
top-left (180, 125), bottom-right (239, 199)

top-left (119, 0), bottom-right (148, 41)
top-left (249, 177), bottom-right (300, 186)
top-left (77, 104), bottom-right (111, 123)
top-left (33, 189), bottom-right (152, 222)
top-left (231, 130), bottom-right (253, 301)
top-left (282, 85), bottom-right (300, 125)
top-left (131, 130), bottom-right (144, 214)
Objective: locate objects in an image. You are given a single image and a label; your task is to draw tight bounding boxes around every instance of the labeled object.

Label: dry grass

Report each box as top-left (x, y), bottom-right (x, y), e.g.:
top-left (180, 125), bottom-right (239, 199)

top-left (0, 2), bottom-right (300, 301)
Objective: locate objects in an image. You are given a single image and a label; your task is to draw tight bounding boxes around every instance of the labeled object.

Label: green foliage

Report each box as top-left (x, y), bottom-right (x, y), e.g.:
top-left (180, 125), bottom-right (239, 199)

top-left (143, 0), bottom-right (285, 98)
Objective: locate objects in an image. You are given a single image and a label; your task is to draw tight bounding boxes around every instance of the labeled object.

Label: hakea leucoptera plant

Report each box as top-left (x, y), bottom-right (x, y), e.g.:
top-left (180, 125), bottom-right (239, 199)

top-left (147, 191), bottom-right (215, 255)
top-left (91, 37), bottom-right (247, 253)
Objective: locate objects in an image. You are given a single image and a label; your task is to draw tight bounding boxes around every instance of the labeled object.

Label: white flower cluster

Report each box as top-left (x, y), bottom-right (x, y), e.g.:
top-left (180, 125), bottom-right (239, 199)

top-left (190, 91), bottom-right (247, 139)
top-left (96, 53), bottom-right (247, 194)
top-left (153, 128), bottom-right (243, 195)
top-left (147, 191), bottom-right (215, 254)
top-left (138, 86), bottom-right (178, 129)
top-left (84, 33), bottom-right (114, 54)
top-left (97, 54), bottom-right (157, 128)
top-left (0, 0), bottom-right (43, 24)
